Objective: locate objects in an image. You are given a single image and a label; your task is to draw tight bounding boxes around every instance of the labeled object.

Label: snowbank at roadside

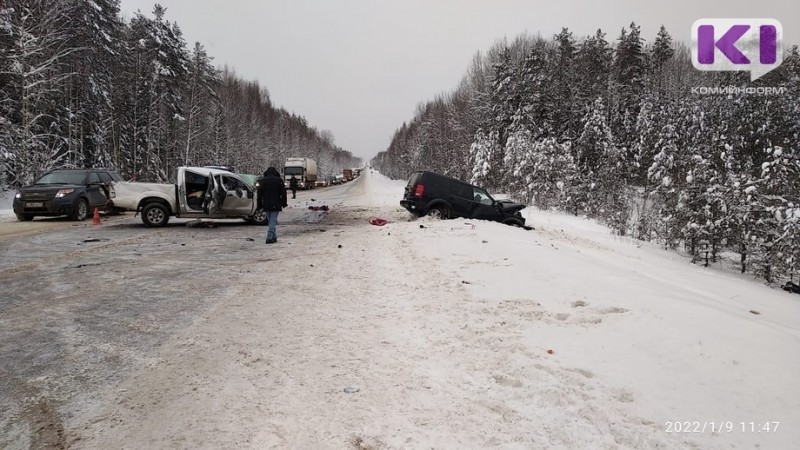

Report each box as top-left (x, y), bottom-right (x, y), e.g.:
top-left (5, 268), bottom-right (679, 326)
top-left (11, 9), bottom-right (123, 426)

top-left (0, 189), bottom-right (15, 219)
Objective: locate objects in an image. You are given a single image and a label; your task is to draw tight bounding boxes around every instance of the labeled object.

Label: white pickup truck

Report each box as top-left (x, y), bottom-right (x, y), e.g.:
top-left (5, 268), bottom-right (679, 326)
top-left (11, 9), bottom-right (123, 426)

top-left (108, 166), bottom-right (268, 227)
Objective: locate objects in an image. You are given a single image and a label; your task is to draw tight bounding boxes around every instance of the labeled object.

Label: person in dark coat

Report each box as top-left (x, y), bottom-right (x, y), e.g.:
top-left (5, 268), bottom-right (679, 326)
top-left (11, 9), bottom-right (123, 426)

top-left (257, 167), bottom-right (288, 244)
top-left (289, 175), bottom-right (299, 199)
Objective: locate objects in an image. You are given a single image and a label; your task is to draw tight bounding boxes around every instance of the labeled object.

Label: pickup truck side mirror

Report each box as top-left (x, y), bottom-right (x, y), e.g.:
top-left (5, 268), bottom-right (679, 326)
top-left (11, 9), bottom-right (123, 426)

top-left (246, 190), bottom-right (254, 199)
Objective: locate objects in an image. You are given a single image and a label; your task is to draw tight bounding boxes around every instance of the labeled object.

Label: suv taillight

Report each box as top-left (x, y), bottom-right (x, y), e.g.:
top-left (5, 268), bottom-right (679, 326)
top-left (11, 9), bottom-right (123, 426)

top-left (414, 184), bottom-right (425, 198)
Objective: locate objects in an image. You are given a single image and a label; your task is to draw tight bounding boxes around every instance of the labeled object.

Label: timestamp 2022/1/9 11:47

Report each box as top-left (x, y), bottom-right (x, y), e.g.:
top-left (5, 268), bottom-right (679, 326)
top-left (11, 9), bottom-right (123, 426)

top-left (665, 421), bottom-right (780, 433)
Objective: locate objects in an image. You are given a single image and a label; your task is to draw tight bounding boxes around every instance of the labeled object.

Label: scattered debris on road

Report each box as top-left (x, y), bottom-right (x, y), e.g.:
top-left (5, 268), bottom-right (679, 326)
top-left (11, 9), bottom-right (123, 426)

top-left (186, 220), bottom-right (216, 228)
top-left (368, 217), bottom-right (388, 226)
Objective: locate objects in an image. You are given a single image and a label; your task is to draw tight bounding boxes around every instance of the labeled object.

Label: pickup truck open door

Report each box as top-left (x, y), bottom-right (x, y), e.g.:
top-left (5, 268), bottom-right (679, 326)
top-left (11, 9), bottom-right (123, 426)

top-left (202, 172), bottom-right (221, 215)
top-left (216, 174), bottom-right (257, 216)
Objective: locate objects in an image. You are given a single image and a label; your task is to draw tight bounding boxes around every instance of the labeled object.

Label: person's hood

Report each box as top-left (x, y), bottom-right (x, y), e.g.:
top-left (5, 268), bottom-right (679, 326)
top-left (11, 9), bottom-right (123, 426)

top-left (265, 167), bottom-right (280, 177)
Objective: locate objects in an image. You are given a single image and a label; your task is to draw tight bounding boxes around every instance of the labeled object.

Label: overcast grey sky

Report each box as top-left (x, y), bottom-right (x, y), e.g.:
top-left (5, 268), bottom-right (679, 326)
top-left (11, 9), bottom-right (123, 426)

top-left (118, 0), bottom-right (798, 160)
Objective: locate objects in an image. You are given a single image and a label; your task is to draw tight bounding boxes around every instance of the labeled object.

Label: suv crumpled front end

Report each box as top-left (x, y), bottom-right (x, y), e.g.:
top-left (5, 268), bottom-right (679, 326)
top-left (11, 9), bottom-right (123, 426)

top-left (497, 200), bottom-right (526, 216)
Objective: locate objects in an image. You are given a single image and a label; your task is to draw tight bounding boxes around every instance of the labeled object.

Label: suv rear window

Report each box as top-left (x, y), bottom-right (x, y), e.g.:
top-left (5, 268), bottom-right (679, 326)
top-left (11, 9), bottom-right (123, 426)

top-left (407, 172), bottom-right (422, 187)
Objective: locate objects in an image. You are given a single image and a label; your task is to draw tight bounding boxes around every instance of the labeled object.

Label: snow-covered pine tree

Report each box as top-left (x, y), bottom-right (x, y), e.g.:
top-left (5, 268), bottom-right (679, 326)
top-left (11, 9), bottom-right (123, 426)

top-left (0, 0), bottom-right (79, 185)
top-left (469, 128), bottom-right (499, 188)
top-left (749, 147), bottom-right (800, 282)
top-left (550, 28), bottom-right (578, 139)
top-left (724, 170), bottom-right (759, 274)
top-left (679, 148), bottom-right (727, 263)
top-left (484, 46), bottom-right (517, 192)
top-left (526, 138), bottom-right (576, 210)
top-left (610, 22), bottom-right (646, 167)
top-left (503, 112), bottom-right (534, 202)
top-left (182, 41), bottom-right (219, 166)
top-left (574, 97), bottom-right (629, 232)
top-left (646, 107), bottom-right (683, 248)
top-left (649, 25), bottom-right (674, 98)
top-left (62, 0), bottom-right (124, 169)
top-left (575, 29), bottom-right (612, 112)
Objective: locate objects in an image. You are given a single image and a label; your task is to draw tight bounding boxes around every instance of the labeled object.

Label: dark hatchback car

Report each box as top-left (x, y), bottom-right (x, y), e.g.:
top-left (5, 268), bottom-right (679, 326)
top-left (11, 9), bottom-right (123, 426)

top-left (400, 171), bottom-right (527, 227)
top-left (13, 169), bottom-right (123, 221)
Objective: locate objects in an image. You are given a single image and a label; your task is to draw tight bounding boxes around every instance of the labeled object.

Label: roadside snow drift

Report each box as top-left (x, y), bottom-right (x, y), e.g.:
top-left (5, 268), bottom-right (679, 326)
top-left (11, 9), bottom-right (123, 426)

top-left (1, 170), bottom-right (797, 449)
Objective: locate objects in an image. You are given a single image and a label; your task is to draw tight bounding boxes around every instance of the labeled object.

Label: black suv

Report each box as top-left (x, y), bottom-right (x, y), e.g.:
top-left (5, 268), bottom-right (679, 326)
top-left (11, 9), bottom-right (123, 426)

top-left (400, 171), bottom-right (527, 227)
top-left (13, 169), bottom-right (123, 221)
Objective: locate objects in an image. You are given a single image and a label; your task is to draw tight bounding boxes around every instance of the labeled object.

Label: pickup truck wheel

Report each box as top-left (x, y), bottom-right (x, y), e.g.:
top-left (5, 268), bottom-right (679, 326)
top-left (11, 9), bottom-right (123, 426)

top-left (71, 198), bottom-right (90, 221)
top-left (427, 206), bottom-right (450, 220)
top-left (250, 208), bottom-right (269, 225)
top-left (16, 214), bottom-right (34, 221)
top-left (141, 202), bottom-right (170, 227)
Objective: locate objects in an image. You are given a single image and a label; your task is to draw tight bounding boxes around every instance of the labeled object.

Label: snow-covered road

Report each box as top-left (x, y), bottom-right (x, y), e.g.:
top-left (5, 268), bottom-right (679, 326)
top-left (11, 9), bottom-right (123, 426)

top-left (0, 171), bottom-right (797, 449)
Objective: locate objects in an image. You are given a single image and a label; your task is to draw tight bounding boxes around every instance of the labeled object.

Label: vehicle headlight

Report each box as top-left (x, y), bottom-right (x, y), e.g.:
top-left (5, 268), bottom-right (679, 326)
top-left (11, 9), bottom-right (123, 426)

top-left (15, 191), bottom-right (21, 199)
top-left (55, 188), bottom-right (75, 198)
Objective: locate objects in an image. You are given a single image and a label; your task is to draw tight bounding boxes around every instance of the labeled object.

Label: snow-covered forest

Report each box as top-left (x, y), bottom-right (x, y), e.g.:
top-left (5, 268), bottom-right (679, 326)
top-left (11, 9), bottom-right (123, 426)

top-left (0, 0), bottom-right (360, 186)
top-left (373, 25), bottom-right (800, 284)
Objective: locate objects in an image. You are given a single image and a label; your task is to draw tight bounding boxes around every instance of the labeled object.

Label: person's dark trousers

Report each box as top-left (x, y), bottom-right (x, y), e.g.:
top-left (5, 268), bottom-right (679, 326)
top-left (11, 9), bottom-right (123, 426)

top-left (291, 189), bottom-right (296, 199)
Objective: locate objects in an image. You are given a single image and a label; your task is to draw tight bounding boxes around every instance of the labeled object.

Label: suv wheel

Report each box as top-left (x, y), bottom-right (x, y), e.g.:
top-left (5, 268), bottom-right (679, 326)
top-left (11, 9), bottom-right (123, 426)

top-left (16, 214), bottom-right (34, 221)
top-left (427, 206), bottom-right (450, 220)
top-left (71, 198), bottom-right (90, 221)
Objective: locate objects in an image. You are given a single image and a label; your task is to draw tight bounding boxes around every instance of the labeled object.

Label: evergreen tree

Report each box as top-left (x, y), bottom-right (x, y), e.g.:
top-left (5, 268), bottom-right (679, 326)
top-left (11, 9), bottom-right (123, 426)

top-left (573, 97), bottom-right (628, 231)
top-left (469, 129), bottom-right (500, 188)
top-left (526, 138), bottom-right (576, 210)
top-left (749, 147), bottom-right (800, 282)
top-left (551, 28), bottom-right (578, 139)
top-left (650, 25), bottom-right (674, 97)
top-left (575, 29), bottom-right (612, 110)
top-left (611, 22), bottom-right (647, 160)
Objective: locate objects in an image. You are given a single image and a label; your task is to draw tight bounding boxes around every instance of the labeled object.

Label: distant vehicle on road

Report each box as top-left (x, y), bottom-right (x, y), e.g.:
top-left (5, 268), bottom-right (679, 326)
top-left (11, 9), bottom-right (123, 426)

top-left (283, 157), bottom-right (317, 189)
top-left (400, 171), bottom-right (527, 227)
top-left (343, 169), bottom-right (353, 181)
top-left (13, 168), bottom-right (123, 221)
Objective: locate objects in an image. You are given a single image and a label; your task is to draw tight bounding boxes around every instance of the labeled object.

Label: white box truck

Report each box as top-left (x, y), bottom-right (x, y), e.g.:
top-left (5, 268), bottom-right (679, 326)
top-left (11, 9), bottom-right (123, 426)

top-left (283, 157), bottom-right (317, 189)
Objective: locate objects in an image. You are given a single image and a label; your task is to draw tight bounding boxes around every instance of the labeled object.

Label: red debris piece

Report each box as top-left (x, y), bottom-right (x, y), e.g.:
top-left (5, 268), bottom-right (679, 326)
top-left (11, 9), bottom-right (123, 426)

top-left (368, 217), bottom-right (388, 226)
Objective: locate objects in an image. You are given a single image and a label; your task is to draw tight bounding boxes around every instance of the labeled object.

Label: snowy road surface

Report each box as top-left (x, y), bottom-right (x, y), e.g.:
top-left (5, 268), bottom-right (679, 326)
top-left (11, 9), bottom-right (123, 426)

top-left (0, 171), bottom-right (798, 449)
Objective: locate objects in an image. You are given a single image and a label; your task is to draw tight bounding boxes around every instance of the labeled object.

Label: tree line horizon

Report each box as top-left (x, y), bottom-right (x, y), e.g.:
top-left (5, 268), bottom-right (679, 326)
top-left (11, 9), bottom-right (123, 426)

top-left (373, 23), bottom-right (799, 284)
top-left (0, 0), bottom-right (361, 187)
